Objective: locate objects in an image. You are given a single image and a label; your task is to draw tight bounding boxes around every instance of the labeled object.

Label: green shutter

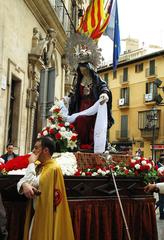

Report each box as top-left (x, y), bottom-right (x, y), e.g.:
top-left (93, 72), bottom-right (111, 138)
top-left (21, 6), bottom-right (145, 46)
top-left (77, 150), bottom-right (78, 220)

top-left (121, 115), bottom-right (128, 138)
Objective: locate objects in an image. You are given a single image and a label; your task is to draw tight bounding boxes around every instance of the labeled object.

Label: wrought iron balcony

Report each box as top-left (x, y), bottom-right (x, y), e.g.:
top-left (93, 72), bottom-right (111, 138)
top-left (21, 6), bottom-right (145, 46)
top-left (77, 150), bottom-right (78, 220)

top-left (145, 67), bottom-right (157, 78)
top-left (140, 128), bottom-right (159, 139)
top-left (118, 97), bottom-right (129, 107)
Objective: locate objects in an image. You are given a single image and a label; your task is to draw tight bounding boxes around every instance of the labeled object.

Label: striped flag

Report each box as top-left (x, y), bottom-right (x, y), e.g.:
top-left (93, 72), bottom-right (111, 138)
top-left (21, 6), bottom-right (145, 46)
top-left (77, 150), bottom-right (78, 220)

top-left (77, 0), bottom-right (112, 40)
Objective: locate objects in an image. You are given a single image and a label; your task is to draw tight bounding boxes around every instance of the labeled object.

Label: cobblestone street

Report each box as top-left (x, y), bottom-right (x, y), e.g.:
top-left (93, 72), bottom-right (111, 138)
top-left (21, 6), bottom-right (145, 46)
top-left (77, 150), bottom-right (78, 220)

top-left (156, 211), bottom-right (164, 240)
top-left (154, 193), bottom-right (164, 240)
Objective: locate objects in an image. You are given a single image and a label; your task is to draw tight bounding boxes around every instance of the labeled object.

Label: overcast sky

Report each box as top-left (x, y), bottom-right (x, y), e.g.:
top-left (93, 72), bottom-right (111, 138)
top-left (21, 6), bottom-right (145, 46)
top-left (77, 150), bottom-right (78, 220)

top-left (99, 0), bottom-right (164, 61)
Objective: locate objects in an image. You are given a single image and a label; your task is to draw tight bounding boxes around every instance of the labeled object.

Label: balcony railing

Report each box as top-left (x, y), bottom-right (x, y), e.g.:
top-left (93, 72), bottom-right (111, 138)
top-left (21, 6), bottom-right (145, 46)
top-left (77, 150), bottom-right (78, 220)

top-left (138, 109), bottom-right (160, 130)
top-left (116, 130), bottom-right (130, 140)
top-left (119, 75), bottom-right (129, 84)
top-left (145, 67), bottom-right (157, 78)
top-left (140, 129), bottom-right (159, 139)
top-left (118, 98), bottom-right (129, 107)
top-left (144, 93), bottom-right (156, 102)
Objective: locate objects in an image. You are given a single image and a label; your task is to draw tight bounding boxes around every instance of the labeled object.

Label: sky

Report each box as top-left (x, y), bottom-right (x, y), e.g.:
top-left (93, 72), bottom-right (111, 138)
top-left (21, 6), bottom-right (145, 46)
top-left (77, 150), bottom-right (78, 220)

top-left (98, 0), bottom-right (164, 62)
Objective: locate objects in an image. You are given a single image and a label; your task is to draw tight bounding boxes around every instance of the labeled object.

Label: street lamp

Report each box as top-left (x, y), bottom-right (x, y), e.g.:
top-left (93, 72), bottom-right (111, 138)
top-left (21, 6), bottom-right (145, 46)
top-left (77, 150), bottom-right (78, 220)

top-left (147, 107), bottom-right (158, 162)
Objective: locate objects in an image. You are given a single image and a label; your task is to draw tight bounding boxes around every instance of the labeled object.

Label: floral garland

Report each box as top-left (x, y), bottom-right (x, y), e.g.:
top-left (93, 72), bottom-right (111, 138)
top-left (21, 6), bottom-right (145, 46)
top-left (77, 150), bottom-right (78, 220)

top-left (38, 99), bottom-right (78, 152)
top-left (74, 156), bottom-right (159, 184)
top-left (0, 154), bottom-right (159, 184)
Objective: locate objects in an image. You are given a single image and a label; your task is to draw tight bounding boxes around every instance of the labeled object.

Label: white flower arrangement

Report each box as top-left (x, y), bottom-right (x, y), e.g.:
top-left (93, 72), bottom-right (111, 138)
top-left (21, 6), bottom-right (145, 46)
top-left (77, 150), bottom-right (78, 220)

top-left (54, 152), bottom-right (77, 176)
top-left (38, 99), bottom-right (78, 152)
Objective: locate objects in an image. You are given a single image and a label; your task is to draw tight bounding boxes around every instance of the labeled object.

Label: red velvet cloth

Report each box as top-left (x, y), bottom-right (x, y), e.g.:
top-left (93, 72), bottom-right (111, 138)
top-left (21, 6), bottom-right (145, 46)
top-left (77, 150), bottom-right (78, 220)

top-left (69, 199), bottom-right (158, 240)
top-left (74, 85), bottom-right (96, 148)
top-left (3, 198), bottom-right (158, 240)
top-left (0, 154), bottom-right (30, 171)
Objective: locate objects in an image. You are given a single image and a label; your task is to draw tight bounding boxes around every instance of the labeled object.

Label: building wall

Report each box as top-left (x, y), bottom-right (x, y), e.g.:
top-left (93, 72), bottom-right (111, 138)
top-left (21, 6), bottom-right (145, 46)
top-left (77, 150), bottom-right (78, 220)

top-left (0, 0), bottom-right (71, 155)
top-left (99, 52), bottom-right (164, 157)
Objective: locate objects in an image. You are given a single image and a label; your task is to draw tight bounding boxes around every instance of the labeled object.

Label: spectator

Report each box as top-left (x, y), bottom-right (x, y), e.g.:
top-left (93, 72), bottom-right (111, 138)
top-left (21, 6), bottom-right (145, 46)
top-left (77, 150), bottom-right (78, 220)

top-left (156, 154), bottom-right (164, 219)
top-left (136, 148), bottom-right (142, 157)
top-left (1, 143), bottom-right (18, 163)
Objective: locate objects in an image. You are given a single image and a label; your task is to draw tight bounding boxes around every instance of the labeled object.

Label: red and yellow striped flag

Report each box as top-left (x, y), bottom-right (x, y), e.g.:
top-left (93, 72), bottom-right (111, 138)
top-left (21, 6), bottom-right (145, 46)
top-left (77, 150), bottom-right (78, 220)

top-left (77, 0), bottom-right (113, 40)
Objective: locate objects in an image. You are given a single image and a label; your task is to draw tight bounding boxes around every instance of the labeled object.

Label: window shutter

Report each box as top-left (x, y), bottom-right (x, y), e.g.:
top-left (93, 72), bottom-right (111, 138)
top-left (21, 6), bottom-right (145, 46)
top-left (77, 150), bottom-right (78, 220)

top-left (121, 115), bottom-right (128, 138)
top-left (149, 59), bottom-right (155, 75)
top-left (123, 68), bottom-right (128, 82)
top-left (125, 88), bottom-right (129, 104)
top-left (146, 82), bottom-right (148, 94)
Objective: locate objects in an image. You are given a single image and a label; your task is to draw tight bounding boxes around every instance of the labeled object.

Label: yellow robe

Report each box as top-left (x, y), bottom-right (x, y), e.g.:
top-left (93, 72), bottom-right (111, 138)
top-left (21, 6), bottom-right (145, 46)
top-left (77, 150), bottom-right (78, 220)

top-left (23, 159), bottom-right (75, 240)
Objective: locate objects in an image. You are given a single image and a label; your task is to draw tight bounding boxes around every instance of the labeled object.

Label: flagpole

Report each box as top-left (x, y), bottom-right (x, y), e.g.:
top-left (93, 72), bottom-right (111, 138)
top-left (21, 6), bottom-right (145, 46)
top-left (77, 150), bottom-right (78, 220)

top-left (110, 169), bottom-right (132, 240)
top-left (103, 152), bottom-right (132, 240)
top-left (104, 0), bottom-right (112, 11)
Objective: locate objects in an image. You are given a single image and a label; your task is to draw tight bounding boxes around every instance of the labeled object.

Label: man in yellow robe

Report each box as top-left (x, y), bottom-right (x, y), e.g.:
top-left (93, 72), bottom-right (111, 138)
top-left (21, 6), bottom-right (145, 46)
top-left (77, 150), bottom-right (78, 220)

top-left (17, 136), bottom-right (74, 240)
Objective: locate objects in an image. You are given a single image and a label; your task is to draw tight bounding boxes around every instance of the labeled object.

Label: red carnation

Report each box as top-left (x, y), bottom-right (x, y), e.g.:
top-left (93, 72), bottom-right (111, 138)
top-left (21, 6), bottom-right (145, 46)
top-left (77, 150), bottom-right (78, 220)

top-left (85, 172), bottom-right (92, 176)
top-left (53, 108), bottom-right (60, 113)
top-left (58, 116), bottom-right (63, 121)
top-left (130, 163), bottom-right (135, 168)
top-left (124, 169), bottom-right (129, 175)
top-left (144, 165), bottom-right (151, 170)
top-left (55, 132), bottom-right (62, 140)
top-left (74, 170), bottom-right (81, 176)
top-left (49, 116), bottom-right (54, 122)
top-left (71, 135), bottom-right (77, 141)
top-left (69, 124), bottom-right (74, 129)
top-left (155, 165), bottom-right (158, 170)
top-left (58, 123), bottom-right (65, 127)
top-left (49, 128), bottom-right (55, 135)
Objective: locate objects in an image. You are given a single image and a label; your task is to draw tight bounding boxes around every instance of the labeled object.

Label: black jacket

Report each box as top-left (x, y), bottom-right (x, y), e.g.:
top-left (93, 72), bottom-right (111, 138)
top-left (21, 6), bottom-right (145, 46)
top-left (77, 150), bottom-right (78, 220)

top-left (1, 153), bottom-right (18, 163)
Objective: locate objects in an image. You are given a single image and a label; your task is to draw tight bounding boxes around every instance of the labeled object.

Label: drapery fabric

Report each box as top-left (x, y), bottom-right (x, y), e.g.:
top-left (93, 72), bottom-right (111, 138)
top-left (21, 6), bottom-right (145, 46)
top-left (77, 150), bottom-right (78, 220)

top-left (4, 197), bottom-right (158, 240)
top-left (66, 100), bottom-right (107, 153)
top-left (69, 199), bottom-right (158, 240)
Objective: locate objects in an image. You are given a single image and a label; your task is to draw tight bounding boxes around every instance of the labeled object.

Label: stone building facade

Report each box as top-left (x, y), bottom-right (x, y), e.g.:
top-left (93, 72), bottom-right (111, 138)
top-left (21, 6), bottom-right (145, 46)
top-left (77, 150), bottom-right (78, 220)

top-left (98, 48), bottom-right (164, 159)
top-left (0, 0), bottom-right (80, 154)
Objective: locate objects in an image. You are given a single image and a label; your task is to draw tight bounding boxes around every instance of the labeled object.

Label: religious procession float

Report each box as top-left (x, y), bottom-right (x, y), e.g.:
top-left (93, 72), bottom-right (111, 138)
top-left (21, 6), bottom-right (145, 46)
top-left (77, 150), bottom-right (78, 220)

top-left (0, 96), bottom-right (162, 240)
top-left (0, 0), bottom-right (163, 239)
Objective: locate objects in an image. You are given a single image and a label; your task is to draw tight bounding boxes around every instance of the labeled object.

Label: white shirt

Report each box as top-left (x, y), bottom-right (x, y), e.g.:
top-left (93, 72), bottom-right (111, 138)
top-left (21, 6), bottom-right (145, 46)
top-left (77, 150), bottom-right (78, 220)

top-left (17, 163), bottom-right (39, 194)
top-left (156, 183), bottom-right (164, 194)
top-left (17, 163), bottom-right (40, 240)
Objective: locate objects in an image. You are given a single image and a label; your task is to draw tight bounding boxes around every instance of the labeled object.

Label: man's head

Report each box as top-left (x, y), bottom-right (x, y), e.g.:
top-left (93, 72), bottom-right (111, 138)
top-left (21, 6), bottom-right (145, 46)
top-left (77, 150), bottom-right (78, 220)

top-left (33, 137), bottom-right (56, 162)
top-left (6, 143), bottom-right (14, 155)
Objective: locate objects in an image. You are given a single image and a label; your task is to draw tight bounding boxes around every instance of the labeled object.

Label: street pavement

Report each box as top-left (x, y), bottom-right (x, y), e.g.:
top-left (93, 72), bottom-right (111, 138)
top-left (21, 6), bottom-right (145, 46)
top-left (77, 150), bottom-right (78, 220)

top-left (154, 193), bottom-right (164, 240)
top-left (156, 210), bottom-right (164, 240)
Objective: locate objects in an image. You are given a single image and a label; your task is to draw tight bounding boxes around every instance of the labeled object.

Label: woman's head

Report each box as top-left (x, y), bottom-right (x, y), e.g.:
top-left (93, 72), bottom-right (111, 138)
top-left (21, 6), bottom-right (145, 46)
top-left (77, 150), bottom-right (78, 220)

top-left (78, 63), bottom-right (90, 76)
top-left (77, 62), bottom-right (96, 81)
